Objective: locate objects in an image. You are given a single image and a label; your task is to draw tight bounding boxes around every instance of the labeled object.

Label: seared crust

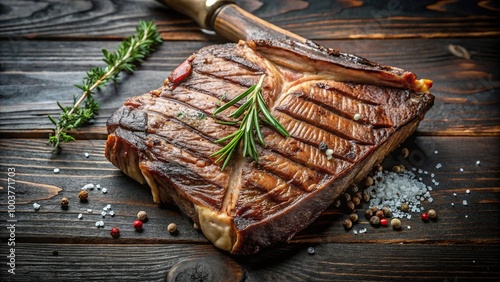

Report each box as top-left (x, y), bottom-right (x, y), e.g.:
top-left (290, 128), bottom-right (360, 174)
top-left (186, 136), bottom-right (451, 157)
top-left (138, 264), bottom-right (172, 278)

top-left (105, 40), bottom-right (434, 254)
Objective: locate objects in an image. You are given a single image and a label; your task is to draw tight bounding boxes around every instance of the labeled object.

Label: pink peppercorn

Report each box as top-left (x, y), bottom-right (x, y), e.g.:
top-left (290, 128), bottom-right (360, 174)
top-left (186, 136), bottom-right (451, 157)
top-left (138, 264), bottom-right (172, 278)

top-left (110, 227), bottom-right (120, 238)
top-left (421, 212), bottom-right (429, 221)
top-left (380, 218), bottom-right (388, 227)
top-left (133, 220), bottom-right (143, 231)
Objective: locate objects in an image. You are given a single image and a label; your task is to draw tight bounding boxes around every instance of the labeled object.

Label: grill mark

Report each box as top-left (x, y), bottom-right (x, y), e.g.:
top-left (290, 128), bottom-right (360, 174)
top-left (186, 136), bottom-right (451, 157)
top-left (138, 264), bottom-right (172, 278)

top-left (261, 128), bottom-right (351, 176)
top-left (315, 82), bottom-right (380, 106)
top-left (235, 168), bottom-right (304, 221)
top-left (186, 70), bottom-right (262, 103)
top-left (134, 95), bottom-right (237, 144)
top-left (274, 111), bottom-right (368, 163)
top-left (277, 94), bottom-right (376, 145)
top-left (256, 148), bottom-right (323, 192)
top-left (146, 141), bottom-right (228, 210)
top-left (305, 84), bottom-right (394, 128)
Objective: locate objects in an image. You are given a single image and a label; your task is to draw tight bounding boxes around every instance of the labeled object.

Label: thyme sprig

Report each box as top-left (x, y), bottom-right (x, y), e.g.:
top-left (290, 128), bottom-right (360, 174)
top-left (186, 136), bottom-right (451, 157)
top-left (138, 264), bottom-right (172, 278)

top-left (48, 20), bottom-right (162, 150)
top-left (211, 74), bottom-right (289, 170)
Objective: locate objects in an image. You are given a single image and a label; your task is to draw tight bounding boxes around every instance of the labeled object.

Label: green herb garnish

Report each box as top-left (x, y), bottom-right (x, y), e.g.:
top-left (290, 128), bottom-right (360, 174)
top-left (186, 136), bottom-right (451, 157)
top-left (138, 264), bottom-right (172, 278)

top-left (48, 20), bottom-right (162, 150)
top-left (210, 74), bottom-right (289, 170)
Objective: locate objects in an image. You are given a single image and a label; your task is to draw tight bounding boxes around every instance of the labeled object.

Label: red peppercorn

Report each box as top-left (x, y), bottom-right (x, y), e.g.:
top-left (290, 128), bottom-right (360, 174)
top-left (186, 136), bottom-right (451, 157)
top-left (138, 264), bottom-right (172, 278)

top-left (110, 227), bottom-right (120, 238)
top-left (421, 212), bottom-right (429, 221)
top-left (133, 220), bottom-right (143, 231)
top-left (380, 218), bottom-right (388, 227)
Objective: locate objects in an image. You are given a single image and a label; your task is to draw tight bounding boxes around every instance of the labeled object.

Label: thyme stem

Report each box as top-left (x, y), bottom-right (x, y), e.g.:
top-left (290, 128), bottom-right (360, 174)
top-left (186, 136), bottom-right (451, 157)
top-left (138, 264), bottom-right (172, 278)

top-left (48, 20), bottom-right (162, 151)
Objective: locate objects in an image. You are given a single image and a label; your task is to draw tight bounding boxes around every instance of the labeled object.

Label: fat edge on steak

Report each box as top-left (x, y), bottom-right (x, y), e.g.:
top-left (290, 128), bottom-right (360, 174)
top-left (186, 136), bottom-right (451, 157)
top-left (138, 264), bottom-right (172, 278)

top-left (105, 40), bottom-right (434, 254)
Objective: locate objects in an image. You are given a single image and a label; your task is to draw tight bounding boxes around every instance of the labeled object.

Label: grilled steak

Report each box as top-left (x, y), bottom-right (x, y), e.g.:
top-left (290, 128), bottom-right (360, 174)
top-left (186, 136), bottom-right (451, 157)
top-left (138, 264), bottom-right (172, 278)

top-left (105, 40), bottom-right (434, 254)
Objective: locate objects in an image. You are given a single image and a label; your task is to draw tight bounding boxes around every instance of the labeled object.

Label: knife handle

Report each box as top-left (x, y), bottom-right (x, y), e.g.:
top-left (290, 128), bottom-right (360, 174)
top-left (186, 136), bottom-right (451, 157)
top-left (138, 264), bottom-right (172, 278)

top-left (213, 4), bottom-right (306, 43)
top-left (157, 0), bottom-right (306, 43)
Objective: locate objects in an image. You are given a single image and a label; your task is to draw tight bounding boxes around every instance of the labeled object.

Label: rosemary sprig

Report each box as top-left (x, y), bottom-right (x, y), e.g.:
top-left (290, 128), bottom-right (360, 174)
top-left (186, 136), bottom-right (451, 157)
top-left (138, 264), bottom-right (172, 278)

top-left (48, 20), bottom-right (162, 150)
top-left (211, 74), bottom-right (290, 170)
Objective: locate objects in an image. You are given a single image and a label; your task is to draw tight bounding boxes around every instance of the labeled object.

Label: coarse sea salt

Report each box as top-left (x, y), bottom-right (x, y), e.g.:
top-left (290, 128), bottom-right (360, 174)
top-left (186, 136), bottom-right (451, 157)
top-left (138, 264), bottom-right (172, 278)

top-left (367, 170), bottom-right (432, 219)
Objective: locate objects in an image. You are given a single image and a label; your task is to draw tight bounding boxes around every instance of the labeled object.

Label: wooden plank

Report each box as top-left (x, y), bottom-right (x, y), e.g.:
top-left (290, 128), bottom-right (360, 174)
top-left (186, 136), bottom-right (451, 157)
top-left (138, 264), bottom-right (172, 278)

top-left (0, 0), bottom-right (498, 40)
top-left (0, 243), bottom-right (498, 281)
top-left (0, 136), bottom-right (498, 245)
top-left (1, 38), bottom-right (499, 137)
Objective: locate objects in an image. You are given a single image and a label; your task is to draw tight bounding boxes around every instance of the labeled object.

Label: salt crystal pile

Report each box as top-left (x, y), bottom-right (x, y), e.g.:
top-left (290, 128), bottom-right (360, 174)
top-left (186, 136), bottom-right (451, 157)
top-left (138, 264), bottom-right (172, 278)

top-left (366, 170), bottom-right (433, 219)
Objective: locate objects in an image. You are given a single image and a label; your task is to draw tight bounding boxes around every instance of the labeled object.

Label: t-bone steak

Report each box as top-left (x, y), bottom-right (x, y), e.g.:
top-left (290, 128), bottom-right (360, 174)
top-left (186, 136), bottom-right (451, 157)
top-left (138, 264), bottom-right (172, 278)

top-left (105, 40), bottom-right (434, 254)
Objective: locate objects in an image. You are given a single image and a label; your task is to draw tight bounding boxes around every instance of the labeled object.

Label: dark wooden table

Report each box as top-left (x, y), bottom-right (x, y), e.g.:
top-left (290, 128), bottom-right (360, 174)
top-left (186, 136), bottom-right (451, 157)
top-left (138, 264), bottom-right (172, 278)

top-left (1, 0), bottom-right (499, 281)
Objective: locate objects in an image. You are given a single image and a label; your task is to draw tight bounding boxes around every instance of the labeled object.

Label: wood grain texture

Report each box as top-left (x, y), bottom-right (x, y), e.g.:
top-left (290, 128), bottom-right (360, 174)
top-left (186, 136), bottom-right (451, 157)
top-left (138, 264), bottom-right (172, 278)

top-left (0, 0), bottom-right (498, 40)
top-left (1, 139), bottom-right (499, 281)
top-left (1, 136), bottom-right (498, 244)
top-left (1, 38), bottom-right (498, 137)
top-left (1, 0), bottom-right (499, 280)
top-left (0, 243), bottom-right (498, 281)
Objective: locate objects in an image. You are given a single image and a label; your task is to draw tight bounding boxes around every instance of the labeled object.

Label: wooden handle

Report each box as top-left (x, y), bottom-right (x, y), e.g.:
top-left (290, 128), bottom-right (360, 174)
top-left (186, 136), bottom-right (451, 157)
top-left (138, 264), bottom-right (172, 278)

top-left (156, 0), bottom-right (234, 30)
top-left (157, 0), bottom-right (306, 42)
top-left (213, 4), bottom-right (306, 42)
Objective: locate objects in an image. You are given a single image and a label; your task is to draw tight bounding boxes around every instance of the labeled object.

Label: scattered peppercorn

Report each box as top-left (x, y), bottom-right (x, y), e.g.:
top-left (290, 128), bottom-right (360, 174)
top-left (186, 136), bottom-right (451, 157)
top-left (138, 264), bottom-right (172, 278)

top-left (375, 210), bottom-right (384, 219)
top-left (60, 197), bottom-right (69, 209)
top-left (351, 196), bottom-right (361, 206)
top-left (345, 201), bottom-right (355, 212)
top-left (318, 142), bottom-right (328, 151)
top-left (167, 223), bottom-right (177, 233)
top-left (400, 203), bottom-right (409, 212)
top-left (133, 220), bottom-right (143, 231)
top-left (391, 218), bottom-right (401, 229)
top-left (342, 218), bottom-right (353, 229)
top-left (354, 191), bottom-right (362, 200)
top-left (399, 164), bottom-right (406, 171)
top-left (364, 176), bottom-right (374, 187)
top-left (137, 211), bottom-right (148, 221)
top-left (427, 209), bottom-right (437, 219)
top-left (401, 148), bottom-right (410, 158)
top-left (370, 206), bottom-right (379, 213)
top-left (362, 192), bottom-right (371, 202)
top-left (110, 227), bottom-right (120, 238)
top-left (375, 164), bottom-right (383, 172)
top-left (382, 207), bottom-right (392, 218)
top-left (369, 216), bottom-right (380, 226)
top-left (380, 218), bottom-right (388, 227)
top-left (78, 190), bottom-right (88, 202)
top-left (364, 209), bottom-right (373, 219)
top-left (349, 213), bottom-right (358, 222)
top-left (421, 212), bottom-right (429, 221)
top-left (392, 165), bottom-right (402, 173)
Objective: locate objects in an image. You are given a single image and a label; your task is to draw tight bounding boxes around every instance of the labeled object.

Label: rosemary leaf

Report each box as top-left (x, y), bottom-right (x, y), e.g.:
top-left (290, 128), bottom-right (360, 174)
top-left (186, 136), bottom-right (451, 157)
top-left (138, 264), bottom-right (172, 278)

top-left (210, 74), bottom-right (289, 170)
top-left (47, 20), bottom-right (162, 151)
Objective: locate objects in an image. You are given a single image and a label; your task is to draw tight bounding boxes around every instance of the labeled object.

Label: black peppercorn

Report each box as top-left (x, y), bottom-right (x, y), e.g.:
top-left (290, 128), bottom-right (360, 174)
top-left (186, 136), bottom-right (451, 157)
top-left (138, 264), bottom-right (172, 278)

top-left (375, 210), bottom-right (384, 219)
top-left (369, 216), bottom-right (380, 226)
top-left (364, 209), bottom-right (373, 219)
top-left (342, 218), bottom-right (353, 229)
top-left (318, 142), bottom-right (328, 151)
